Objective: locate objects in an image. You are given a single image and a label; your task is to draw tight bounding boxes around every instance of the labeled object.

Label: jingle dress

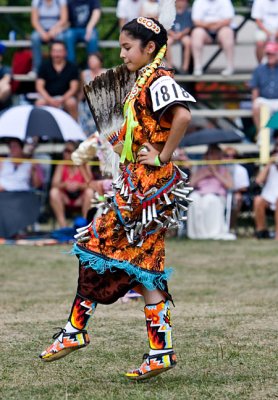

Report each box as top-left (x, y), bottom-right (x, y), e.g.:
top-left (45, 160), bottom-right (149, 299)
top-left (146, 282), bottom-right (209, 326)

top-left (73, 67), bottom-right (192, 304)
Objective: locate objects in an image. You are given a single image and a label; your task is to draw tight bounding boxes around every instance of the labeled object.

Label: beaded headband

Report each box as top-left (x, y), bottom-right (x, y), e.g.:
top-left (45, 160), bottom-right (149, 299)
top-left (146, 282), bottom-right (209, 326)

top-left (137, 17), bottom-right (161, 34)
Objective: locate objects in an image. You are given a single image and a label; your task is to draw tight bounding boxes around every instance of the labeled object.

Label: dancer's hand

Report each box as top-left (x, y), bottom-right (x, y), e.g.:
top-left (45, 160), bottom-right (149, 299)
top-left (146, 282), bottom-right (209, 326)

top-left (137, 142), bottom-right (160, 166)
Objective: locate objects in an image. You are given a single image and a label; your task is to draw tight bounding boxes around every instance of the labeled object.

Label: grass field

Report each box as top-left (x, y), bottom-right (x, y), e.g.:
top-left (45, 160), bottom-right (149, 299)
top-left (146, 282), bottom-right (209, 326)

top-left (1, 239), bottom-right (278, 400)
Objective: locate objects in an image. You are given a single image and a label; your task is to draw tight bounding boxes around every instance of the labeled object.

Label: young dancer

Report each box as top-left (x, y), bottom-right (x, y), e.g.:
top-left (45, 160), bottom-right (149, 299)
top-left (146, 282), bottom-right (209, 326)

top-left (40, 10), bottom-right (195, 381)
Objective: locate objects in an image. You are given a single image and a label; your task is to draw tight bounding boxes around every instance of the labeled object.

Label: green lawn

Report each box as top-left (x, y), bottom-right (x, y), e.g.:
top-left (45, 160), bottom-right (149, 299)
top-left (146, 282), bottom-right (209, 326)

top-left (1, 239), bottom-right (278, 400)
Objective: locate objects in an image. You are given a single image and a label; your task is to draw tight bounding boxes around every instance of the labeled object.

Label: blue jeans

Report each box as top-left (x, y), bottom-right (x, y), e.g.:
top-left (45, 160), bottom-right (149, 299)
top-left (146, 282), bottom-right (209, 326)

top-left (31, 30), bottom-right (65, 72)
top-left (63, 28), bottom-right (99, 63)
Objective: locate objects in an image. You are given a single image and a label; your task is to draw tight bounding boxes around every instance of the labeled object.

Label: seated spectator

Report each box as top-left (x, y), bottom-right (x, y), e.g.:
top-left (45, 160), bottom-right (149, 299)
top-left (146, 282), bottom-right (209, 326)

top-left (250, 42), bottom-right (278, 134)
top-left (116, 0), bottom-right (143, 28)
top-left (253, 149), bottom-right (278, 240)
top-left (0, 138), bottom-right (42, 192)
top-left (223, 146), bottom-right (250, 231)
top-left (251, 0), bottom-right (278, 63)
top-left (35, 40), bottom-right (79, 120)
top-left (64, 0), bottom-right (101, 63)
top-left (0, 43), bottom-right (12, 111)
top-left (191, 0), bottom-right (235, 76)
top-left (166, 0), bottom-right (193, 73)
top-left (31, 0), bottom-right (69, 73)
top-left (79, 52), bottom-right (106, 136)
top-left (140, 0), bottom-right (159, 19)
top-left (49, 141), bottom-right (94, 227)
top-left (187, 144), bottom-right (235, 240)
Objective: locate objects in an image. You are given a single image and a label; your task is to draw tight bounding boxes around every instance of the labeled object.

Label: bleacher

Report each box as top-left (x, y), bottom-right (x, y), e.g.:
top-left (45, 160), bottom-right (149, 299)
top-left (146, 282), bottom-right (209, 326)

top-left (0, 4), bottom-right (257, 146)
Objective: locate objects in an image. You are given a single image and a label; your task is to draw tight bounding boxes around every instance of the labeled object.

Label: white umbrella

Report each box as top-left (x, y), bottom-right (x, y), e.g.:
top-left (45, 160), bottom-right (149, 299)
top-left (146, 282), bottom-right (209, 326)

top-left (0, 105), bottom-right (86, 142)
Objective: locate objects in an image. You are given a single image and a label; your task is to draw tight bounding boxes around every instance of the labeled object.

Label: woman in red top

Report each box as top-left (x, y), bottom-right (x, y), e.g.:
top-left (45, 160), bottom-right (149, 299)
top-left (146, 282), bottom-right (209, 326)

top-left (50, 141), bottom-right (94, 227)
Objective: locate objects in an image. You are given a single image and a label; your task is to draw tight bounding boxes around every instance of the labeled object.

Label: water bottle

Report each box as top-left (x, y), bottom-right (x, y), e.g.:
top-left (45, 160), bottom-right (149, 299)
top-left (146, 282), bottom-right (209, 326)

top-left (9, 30), bottom-right (16, 41)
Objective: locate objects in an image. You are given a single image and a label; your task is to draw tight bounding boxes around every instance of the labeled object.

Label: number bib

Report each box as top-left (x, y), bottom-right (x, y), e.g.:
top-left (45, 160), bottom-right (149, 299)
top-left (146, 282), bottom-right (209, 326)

top-left (150, 76), bottom-right (196, 112)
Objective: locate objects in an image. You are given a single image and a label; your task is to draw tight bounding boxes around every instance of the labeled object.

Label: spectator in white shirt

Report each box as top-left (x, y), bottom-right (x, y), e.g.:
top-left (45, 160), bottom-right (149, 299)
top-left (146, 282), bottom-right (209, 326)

top-left (116, 0), bottom-right (143, 28)
top-left (0, 138), bottom-right (42, 192)
top-left (251, 0), bottom-right (278, 62)
top-left (191, 0), bottom-right (235, 76)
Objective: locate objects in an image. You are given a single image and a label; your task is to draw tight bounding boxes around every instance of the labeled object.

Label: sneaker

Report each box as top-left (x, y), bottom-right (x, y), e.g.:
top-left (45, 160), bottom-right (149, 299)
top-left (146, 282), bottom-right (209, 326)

top-left (221, 67), bottom-right (234, 77)
top-left (193, 68), bottom-right (203, 77)
top-left (255, 229), bottom-right (270, 239)
top-left (39, 328), bottom-right (90, 362)
top-left (125, 351), bottom-right (177, 381)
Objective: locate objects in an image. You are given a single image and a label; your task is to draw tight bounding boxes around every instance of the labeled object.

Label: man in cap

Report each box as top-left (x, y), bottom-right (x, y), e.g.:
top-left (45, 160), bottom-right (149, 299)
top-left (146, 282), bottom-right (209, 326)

top-left (250, 41), bottom-right (278, 133)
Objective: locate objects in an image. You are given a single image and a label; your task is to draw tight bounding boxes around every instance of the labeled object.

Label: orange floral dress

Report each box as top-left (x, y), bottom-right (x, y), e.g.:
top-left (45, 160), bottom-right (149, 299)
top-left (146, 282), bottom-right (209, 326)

top-left (73, 67), bottom-right (191, 300)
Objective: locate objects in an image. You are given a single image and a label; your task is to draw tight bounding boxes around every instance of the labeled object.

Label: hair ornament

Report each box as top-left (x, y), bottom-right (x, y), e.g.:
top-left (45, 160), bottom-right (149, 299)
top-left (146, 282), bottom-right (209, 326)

top-left (137, 16), bottom-right (161, 34)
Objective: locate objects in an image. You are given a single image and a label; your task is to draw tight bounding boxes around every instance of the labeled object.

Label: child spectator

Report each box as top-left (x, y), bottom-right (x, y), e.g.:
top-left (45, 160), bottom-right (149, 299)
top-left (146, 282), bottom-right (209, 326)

top-left (31, 0), bottom-right (69, 73)
top-left (64, 0), bottom-right (101, 63)
top-left (166, 0), bottom-right (193, 73)
top-left (191, 0), bottom-right (235, 76)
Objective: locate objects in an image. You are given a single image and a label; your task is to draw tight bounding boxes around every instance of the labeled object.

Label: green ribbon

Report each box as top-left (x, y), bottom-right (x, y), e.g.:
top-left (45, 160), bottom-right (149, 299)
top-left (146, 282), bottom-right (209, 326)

top-left (120, 102), bottom-right (138, 163)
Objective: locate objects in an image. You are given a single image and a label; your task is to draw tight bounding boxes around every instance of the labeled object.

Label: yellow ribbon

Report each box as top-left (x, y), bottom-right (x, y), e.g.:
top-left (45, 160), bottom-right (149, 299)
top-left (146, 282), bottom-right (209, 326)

top-left (120, 101), bottom-right (138, 163)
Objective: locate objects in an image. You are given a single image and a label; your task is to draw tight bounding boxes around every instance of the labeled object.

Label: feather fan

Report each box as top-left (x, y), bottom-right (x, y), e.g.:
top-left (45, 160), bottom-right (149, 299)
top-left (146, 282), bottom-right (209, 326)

top-left (84, 64), bottom-right (136, 140)
top-left (158, 0), bottom-right (176, 31)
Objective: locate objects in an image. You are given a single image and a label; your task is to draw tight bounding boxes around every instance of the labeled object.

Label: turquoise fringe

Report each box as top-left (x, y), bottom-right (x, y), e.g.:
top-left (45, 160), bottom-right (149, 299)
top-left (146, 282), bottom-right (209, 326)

top-left (71, 243), bottom-right (173, 291)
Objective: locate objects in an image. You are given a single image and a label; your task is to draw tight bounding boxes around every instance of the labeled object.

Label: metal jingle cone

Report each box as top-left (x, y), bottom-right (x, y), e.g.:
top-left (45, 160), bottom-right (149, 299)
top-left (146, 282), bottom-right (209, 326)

top-left (172, 209), bottom-right (179, 222)
top-left (120, 183), bottom-right (125, 196)
top-left (154, 218), bottom-right (163, 226)
top-left (134, 222), bottom-right (142, 236)
top-left (76, 222), bottom-right (92, 233)
top-left (136, 239), bottom-right (144, 247)
top-left (173, 188), bottom-right (191, 195)
top-left (127, 193), bottom-right (133, 204)
top-left (119, 205), bottom-right (132, 211)
top-left (78, 235), bottom-right (91, 243)
top-left (178, 203), bottom-right (188, 212)
top-left (172, 190), bottom-right (188, 200)
top-left (176, 166), bottom-right (189, 181)
top-left (144, 187), bottom-right (157, 196)
top-left (147, 203), bottom-right (152, 222)
top-left (151, 201), bottom-right (157, 218)
top-left (124, 185), bottom-right (129, 198)
top-left (142, 207), bottom-right (147, 225)
top-left (158, 197), bottom-right (164, 205)
top-left (130, 228), bottom-right (135, 242)
top-left (163, 192), bottom-right (172, 205)
top-left (126, 231), bottom-right (133, 244)
top-left (74, 229), bottom-right (89, 239)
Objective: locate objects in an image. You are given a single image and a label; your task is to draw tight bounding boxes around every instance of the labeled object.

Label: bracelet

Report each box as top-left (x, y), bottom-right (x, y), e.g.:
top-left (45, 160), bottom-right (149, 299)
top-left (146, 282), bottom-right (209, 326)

top-left (154, 154), bottom-right (161, 167)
